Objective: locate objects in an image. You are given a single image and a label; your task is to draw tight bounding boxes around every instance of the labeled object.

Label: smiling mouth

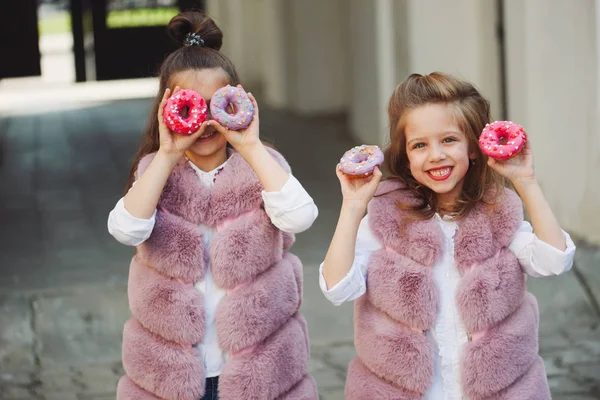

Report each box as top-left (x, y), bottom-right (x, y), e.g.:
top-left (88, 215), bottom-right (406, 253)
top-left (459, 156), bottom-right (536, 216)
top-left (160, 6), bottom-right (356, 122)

top-left (426, 166), bottom-right (453, 181)
top-left (198, 130), bottom-right (217, 140)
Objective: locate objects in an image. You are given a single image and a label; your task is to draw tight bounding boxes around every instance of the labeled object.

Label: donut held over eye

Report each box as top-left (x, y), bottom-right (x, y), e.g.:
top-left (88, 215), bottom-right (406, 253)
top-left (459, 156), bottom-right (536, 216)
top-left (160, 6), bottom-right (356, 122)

top-left (163, 89), bottom-right (208, 135)
top-left (210, 85), bottom-right (255, 130)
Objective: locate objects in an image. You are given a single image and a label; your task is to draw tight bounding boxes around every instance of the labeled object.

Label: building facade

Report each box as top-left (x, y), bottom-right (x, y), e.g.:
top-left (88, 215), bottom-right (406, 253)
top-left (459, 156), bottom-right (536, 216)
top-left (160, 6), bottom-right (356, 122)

top-left (208, 0), bottom-right (600, 245)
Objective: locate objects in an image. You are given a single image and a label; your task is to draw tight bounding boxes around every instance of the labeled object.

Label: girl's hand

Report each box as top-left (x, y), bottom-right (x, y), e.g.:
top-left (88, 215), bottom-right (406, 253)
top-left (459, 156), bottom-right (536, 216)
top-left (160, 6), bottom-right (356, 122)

top-left (487, 139), bottom-right (536, 186)
top-left (157, 86), bottom-right (209, 158)
top-left (336, 165), bottom-right (383, 209)
top-left (207, 85), bottom-right (261, 153)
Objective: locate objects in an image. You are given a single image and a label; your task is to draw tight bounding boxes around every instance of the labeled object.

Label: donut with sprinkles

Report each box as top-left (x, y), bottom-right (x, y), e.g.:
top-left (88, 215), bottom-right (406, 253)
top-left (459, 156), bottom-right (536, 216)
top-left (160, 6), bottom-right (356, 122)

top-left (210, 85), bottom-right (255, 130)
top-left (479, 121), bottom-right (527, 160)
top-left (163, 89), bottom-right (208, 135)
top-left (339, 145), bottom-right (384, 178)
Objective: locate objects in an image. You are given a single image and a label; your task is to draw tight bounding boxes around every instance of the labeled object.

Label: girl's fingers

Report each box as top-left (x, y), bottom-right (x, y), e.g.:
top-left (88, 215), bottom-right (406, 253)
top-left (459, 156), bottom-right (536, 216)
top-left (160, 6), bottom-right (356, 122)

top-left (247, 92), bottom-right (259, 120)
top-left (487, 158), bottom-right (505, 173)
top-left (207, 120), bottom-right (230, 136)
top-left (366, 168), bottom-right (382, 191)
top-left (336, 166), bottom-right (353, 187)
top-left (235, 84), bottom-right (259, 122)
top-left (188, 121), bottom-right (209, 140)
top-left (371, 166), bottom-right (382, 182)
top-left (162, 87), bottom-right (171, 102)
top-left (158, 88), bottom-right (171, 122)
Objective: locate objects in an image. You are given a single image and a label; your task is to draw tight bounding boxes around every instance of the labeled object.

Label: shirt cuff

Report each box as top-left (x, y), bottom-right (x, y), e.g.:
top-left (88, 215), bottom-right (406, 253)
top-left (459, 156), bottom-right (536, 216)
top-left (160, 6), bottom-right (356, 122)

top-left (261, 174), bottom-right (315, 216)
top-left (261, 174), bottom-right (318, 233)
top-left (513, 229), bottom-right (576, 277)
top-left (318, 262), bottom-right (366, 306)
top-left (532, 230), bottom-right (576, 275)
top-left (107, 198), bottom-right (156, 246)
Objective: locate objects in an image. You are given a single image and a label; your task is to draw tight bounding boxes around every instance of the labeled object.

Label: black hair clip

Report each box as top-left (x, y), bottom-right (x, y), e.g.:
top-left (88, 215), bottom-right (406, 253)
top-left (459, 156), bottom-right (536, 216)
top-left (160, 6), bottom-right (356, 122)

top-left (184, 32), bottom-right (205, 47)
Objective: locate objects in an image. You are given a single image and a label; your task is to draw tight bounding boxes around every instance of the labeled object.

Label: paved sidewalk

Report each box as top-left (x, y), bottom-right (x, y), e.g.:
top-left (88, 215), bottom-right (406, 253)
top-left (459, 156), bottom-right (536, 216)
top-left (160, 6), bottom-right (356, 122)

top-left (1, 91), bottom-right (599, 400)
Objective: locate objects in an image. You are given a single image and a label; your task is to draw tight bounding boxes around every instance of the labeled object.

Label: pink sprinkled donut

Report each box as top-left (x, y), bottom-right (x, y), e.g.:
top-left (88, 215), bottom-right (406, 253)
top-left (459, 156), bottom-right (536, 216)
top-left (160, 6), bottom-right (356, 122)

top-left (479, 121), bottom-right (527, 160)
top-left (210, 85), bottom-right (255, 130)
top-left (339, 145), bottom-right (384, 178)
top-left (163, 89), bottom-right (208, 135)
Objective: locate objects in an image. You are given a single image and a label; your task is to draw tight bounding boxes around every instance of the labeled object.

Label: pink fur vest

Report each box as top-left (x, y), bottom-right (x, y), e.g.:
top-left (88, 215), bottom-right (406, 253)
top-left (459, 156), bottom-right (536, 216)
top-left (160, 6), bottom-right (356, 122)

top-left (116, 149), bottom-right (317, 400)
top-left (346, 179), bottom-right (551, 400)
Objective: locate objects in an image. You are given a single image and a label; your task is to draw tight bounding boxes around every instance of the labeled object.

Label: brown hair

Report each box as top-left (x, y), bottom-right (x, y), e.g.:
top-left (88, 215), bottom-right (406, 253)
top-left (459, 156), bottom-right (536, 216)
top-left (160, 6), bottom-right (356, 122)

top-left (384, 72), bottom-right (505, 220)
top-left (125, 11), bottom-right (240, 191)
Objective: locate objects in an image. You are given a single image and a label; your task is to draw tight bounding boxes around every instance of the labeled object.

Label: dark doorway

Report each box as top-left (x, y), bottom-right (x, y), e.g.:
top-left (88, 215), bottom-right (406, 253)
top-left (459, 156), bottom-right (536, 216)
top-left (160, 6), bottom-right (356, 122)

top-left (90, 0), bottom-right (205, 81)
top-left (0, 0), bottom-right (204, 82)
top-left (0, 0), bottom-right (41, 79)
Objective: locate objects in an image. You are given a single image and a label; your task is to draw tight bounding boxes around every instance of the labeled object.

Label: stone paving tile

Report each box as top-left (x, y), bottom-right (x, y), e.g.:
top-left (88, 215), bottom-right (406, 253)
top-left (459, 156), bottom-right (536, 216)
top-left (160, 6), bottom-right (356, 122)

top-left (319, 388), bottom-right (345, 400)
top-left (0, 386), bottom-right (38, 400)
top-left (0, 297), bottom-right (35, 372)
top-left (33, 287), bottom-right (129, 368)
top-left (541, 322), bottom-right (600, 399)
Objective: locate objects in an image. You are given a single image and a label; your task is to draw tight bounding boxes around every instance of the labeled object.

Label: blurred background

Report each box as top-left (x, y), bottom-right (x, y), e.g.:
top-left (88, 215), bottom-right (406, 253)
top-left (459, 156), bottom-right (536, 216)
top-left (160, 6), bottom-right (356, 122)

top-left (0, 0), bottom-right (599, 399)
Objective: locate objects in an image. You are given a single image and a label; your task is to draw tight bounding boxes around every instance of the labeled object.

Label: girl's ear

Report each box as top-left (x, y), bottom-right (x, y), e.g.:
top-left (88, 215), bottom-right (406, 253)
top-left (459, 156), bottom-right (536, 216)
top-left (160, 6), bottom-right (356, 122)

top-left (468, 152), bottom-right (478, 167)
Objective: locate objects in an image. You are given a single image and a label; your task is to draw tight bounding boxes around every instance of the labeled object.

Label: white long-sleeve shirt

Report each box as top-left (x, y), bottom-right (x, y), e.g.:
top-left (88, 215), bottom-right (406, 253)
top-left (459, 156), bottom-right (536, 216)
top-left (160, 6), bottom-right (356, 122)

top-left (108, 158), bottom-right (318, 378)
top-left (319, 213), bottom-right (576, 400)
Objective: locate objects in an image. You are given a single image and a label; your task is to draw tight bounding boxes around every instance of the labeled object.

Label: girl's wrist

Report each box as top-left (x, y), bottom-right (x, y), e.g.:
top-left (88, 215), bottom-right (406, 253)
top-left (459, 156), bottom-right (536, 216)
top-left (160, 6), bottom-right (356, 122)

top-left (156, 148), bottom-right (183, 167)
top-left (512, 176), bottom-right (539, 196)
top-left (341, 199), bottom-right (368, 217)
top-left (236, 140), bottom-right (265, 162)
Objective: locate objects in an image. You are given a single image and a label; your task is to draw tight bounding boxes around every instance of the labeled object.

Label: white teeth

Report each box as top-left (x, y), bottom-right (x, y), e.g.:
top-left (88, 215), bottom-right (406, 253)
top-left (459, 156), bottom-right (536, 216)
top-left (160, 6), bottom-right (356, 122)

top-left (429, 167), bottom-right (451, 177)
top-left (200, 131), bottom-right (215, 139)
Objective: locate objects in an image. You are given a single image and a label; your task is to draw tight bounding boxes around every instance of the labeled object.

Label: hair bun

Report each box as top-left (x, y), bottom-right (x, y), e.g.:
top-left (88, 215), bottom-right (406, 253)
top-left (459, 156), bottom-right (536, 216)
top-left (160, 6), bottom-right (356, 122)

top-left (167, 11), bottom-right (223, 51)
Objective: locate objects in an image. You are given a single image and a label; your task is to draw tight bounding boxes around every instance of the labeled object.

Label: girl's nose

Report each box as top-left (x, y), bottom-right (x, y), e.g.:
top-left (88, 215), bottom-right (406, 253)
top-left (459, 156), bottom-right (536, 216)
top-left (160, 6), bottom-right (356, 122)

top-left (429, 145), bottom-right (447, 162)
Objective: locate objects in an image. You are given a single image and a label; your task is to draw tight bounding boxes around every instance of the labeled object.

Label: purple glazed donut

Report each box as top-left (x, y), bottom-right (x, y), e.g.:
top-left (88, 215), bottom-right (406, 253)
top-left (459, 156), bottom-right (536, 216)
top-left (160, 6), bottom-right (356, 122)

top-left (210, 85), bottom-right (255, 130)
top-left (339, 145), bottom-right (384, 178)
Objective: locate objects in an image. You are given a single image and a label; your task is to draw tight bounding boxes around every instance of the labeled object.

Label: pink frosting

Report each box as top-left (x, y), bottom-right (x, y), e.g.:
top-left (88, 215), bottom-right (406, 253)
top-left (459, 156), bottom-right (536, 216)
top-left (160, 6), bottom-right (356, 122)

top-left (479, 121), bottom-right (527, 160)
top-left (163, 89), bottom-right (208, 135)
top-left (340, 145), bottom-right (384, 177)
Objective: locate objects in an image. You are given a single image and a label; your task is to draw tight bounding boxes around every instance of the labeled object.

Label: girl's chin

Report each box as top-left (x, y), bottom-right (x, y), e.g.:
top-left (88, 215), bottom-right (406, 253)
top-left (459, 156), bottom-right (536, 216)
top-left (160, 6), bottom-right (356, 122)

top-left (188, 139), bottom-right (227, 155)
top-left (416, 179), bottom-right (459, 195)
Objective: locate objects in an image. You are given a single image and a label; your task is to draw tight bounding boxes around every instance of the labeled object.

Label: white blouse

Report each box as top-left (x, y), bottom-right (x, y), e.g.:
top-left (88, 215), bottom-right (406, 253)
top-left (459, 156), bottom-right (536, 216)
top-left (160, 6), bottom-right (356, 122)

top-left (108, 158), bottom-right (318, 378)
top-left (319, 214), bottom-right (576, 399)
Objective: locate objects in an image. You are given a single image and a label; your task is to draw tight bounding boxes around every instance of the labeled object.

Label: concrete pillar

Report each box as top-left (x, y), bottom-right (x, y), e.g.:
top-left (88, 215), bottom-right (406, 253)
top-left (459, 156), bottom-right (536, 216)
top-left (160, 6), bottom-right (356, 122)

top-left (393, 0), bottom-right (410, 88)
top-left (597, 0), bottom-right (600, 105)
top-left (375, 0), bottom-right (396, 144)
top-left (504, 0), bottom-right (599, 244)
top-left (260, 0), bottom-right (289, 108)
top-left (287, 0), bottom-right (349, 113)
top-left (217, 0), bottom-right (349, 113)
top-left (205, 0), bottom-right (264, 88)
top-left (406, 0), bottom-right (502, 119)
top-left (503, 0), bottom-right (527, 126)
top-left (347, 0), bottom-right (397, 146)
top-left (348, 0), bottom-right (501, 144)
